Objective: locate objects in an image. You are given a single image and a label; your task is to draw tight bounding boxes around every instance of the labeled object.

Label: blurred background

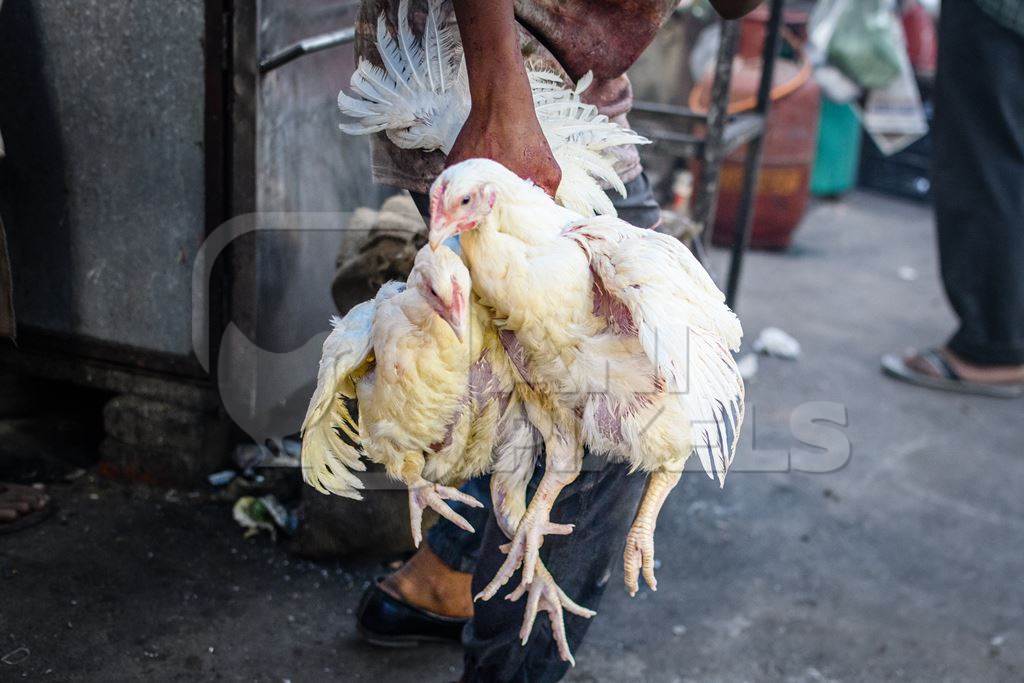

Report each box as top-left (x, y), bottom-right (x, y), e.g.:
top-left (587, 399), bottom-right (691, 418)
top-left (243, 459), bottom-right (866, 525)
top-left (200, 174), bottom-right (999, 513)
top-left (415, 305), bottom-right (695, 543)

top-left (1, 0), bottom-right (1021, 680)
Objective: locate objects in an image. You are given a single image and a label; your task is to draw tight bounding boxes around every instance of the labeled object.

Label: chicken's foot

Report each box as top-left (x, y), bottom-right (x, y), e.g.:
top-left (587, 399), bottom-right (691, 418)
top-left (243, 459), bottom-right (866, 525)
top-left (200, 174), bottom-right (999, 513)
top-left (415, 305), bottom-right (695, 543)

top-left (476, 426), bottom-right (580, 600)
top-left (623, 468), bottom-right (681, 596)
top-left (490, 444), bottom-right (593, 666)
top-left (505, 556), bottom-right (594, 666)
top-left (407, 476), bottom-right (484, 548)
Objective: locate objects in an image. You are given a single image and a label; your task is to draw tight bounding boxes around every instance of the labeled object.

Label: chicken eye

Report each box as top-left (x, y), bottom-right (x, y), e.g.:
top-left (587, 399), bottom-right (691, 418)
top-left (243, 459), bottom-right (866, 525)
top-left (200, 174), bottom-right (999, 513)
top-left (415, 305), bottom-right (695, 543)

top-left (460, 194), bottom-right (471, 206)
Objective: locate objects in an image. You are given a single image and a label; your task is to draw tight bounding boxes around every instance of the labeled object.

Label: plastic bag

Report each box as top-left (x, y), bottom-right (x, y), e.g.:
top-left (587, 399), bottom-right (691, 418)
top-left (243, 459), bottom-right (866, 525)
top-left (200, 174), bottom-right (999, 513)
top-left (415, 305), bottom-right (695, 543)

top-left (860, 14), bottom-right (928, 156)
top-left (828, 0), bottom-right (903, 90)
top-left (808, 0), bottom-right (850, 66)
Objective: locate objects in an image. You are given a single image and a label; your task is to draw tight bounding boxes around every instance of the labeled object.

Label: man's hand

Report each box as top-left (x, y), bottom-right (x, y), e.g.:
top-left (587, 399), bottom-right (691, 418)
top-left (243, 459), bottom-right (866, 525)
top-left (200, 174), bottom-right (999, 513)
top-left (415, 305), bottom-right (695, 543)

top-left (449, 0), bottom-right (561, 197)
top-left (446, 94), bottom-right (561, 198)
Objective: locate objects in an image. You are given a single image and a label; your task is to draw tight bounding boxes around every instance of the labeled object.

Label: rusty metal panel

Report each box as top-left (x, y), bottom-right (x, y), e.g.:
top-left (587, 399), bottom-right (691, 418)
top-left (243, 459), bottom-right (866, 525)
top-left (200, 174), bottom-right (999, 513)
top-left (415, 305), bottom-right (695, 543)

top-left (214, 0), bottom-right (394, 444)
top-left (252, 0), bottom-right (391, 352)
top-left (0, 0), bottom-right (207, 356)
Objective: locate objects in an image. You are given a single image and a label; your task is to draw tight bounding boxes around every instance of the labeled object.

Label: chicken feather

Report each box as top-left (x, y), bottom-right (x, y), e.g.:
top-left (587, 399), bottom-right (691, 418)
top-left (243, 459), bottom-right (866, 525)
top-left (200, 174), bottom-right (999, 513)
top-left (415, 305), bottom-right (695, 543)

top-left (336, 0), bottom-right (649, 216)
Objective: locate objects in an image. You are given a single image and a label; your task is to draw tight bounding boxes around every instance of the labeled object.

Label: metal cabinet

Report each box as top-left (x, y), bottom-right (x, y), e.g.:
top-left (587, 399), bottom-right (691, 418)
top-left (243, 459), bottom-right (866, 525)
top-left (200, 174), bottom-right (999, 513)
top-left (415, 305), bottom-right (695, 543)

top-left (0, 0), bottom-right (384, 483)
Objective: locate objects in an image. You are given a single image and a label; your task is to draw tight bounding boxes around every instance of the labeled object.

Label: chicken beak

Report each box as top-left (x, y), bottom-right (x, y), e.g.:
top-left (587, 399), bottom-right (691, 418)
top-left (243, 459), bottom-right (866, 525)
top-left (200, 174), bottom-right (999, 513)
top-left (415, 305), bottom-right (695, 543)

top-left (428, 216), bottom-right (456, 252)
top-left (443, 284), bottom-right (466, 343)
top-left (443, 308), bottom-right (465, 343)
top-left (450, 319), bottom-right (465, 343)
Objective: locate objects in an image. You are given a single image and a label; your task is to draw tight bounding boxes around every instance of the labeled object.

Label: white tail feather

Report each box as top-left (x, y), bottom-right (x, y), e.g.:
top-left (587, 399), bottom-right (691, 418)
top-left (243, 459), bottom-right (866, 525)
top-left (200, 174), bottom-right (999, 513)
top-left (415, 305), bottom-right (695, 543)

top-left (337, 1), bottom-right (649, 216)
top-left (396, 0), bottom-right (427, 91)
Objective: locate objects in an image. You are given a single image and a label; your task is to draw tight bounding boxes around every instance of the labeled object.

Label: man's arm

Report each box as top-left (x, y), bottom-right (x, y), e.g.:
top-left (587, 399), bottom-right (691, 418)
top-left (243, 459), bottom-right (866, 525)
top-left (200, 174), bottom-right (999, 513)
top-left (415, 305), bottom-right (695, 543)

top-left (708, 0), bottom-right (763, 20)
top-left (446, 0), bottom-right (561, 197)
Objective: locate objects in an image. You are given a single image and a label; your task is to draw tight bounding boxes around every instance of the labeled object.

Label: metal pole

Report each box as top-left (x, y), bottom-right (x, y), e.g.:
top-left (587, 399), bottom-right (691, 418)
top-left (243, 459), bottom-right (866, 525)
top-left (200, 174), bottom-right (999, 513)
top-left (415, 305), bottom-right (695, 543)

top-left (725, 0), bottom-right (785, 308)
top-left (258, 27), bottom-right (356, 74)
top-left (692, 19), bottom-right (740, 251)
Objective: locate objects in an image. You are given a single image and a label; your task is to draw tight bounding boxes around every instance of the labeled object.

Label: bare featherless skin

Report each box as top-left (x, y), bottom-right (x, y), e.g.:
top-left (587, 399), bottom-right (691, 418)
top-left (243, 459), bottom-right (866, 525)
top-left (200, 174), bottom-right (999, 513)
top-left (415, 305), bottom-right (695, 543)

top-left (427, 158), bottom-right (745, 662)
top-left (301, 245), bottom-right (520, 546)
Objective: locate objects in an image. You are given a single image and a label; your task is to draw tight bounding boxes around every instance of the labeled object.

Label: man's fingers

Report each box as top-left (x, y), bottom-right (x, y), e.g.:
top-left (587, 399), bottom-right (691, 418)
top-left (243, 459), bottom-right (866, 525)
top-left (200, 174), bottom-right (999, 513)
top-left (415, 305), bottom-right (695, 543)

top-left (537, 160), bottom-right (563, 199)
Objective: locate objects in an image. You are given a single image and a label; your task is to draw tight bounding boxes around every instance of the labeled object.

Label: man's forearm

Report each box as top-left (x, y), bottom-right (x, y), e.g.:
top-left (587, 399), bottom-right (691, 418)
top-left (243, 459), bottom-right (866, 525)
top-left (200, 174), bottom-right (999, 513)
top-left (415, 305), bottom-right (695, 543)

top-left (445, 0), bottom-right (562, 195)
top-left (451, 0), bottom-right (532, 108)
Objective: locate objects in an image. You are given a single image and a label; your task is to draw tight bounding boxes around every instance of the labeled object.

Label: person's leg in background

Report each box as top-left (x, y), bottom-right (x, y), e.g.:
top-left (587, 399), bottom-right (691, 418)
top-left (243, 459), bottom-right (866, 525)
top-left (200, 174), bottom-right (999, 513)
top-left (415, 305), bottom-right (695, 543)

top-left (378, 475), bottom-right (491, 619)
top-left (355, 474), bottom-right (489, 644)
top-left (935, 0), bottom-right (1024, 373)
top-left (883, 0), bottom-right (1024, 395)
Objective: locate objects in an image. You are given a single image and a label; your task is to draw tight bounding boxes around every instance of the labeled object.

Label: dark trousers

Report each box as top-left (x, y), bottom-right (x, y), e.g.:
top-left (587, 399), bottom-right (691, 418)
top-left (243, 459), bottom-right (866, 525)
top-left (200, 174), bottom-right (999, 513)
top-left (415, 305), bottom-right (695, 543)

top-left (412, 173), bottom-right (659, 682)
top-left (427, 460), bottom-right (647, 683)
top-left (933, 0), bottom-right (1024, 365)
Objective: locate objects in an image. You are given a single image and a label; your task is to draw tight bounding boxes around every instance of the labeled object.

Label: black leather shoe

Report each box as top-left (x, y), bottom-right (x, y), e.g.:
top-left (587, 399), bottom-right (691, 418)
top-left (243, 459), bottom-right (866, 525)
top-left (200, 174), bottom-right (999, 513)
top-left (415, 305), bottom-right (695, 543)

top-left (355, 578), bottom-right (467, 647)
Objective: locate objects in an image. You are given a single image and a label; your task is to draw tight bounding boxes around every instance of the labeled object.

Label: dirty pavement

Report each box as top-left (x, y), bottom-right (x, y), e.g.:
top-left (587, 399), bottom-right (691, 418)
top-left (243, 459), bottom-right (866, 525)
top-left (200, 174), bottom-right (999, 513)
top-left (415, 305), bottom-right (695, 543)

top-left (2, 192), bottom-right (1022, 681)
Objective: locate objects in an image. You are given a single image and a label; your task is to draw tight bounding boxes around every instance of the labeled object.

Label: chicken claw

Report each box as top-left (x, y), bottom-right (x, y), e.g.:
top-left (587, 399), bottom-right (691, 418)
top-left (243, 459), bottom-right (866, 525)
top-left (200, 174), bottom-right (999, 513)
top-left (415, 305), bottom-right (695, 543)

top-left (506, 558), bottom-right (594, 666)
top-left (623, 469), bottom-right (681, 596)
top-left (408, 479), bottom-right (484, 547)
top-left (474, 508), bottom-right (573, 601)
top-left (623, 519), bottom-right (657, 597)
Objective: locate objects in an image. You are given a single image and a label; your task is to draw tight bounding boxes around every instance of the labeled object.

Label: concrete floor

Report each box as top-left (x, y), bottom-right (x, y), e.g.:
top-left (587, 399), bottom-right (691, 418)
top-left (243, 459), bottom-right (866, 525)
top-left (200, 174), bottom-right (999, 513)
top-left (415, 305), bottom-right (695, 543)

top-left (2, 192), bottom-right (1022, 682)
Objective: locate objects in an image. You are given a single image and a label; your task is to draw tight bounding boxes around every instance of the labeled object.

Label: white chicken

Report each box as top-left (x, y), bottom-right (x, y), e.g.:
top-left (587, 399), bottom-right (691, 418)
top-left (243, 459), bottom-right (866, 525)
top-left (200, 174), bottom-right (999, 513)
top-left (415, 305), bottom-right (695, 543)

top-left (302, 244), bottom-right (508, 545)
top-left (336, 0), bottom-right (649, 217)
top-left (301, 242), bottom-right (595, 660)
top-left (426, 159), bottom-right (745, 641)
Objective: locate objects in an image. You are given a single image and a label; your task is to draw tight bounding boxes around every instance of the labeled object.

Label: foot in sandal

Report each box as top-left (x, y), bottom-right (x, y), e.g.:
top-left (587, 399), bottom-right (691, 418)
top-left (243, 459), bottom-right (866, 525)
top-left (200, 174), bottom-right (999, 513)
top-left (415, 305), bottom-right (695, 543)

top-left (882, 347), bottom-right (1024, 399)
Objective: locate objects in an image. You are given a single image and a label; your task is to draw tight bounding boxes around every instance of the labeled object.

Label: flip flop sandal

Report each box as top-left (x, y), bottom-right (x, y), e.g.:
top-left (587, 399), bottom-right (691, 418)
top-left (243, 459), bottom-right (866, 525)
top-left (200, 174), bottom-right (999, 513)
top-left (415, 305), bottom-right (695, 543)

top-left (881, 348), bottom-right (1024, 399)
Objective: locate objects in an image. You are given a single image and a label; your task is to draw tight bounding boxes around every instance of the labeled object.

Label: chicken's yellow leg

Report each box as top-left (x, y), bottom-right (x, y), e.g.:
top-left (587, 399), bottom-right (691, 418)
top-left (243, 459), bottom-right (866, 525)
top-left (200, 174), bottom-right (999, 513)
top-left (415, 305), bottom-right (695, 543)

top-left (489, 419), bottom-right (594, 667)
top-left (477, 415), bottom-right (581, 600)
top-left (623, 468), bottom-right (682, 596)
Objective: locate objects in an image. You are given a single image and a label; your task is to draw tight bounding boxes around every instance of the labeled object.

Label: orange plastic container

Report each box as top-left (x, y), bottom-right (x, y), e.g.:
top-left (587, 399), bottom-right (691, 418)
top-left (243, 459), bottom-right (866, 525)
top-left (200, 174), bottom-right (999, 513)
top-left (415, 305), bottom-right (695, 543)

top-left (691, 8), bottom-right (821, 249)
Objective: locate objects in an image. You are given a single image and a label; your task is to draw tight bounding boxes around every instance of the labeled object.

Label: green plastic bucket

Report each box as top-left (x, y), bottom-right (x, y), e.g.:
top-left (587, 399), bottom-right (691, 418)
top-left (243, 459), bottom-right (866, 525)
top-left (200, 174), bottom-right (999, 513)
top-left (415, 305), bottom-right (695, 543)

top-left (811, 99), bottom-right (862, 197)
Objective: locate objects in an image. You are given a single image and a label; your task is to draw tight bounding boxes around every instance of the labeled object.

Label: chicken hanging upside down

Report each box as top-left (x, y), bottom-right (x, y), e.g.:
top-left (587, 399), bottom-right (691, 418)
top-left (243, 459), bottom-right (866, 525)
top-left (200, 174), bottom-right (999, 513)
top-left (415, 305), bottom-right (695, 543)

top-left (302, 245), bottom-right (503, 545)
top-left (426, 160), bottom-right (745, 642)
top-left (300, 242), bottom-right (593, 661)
